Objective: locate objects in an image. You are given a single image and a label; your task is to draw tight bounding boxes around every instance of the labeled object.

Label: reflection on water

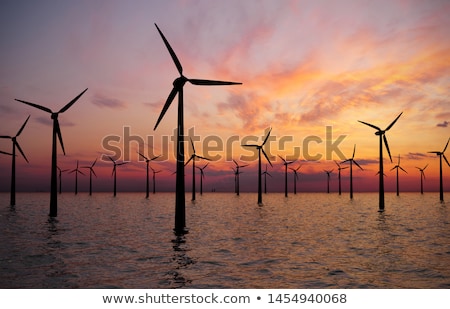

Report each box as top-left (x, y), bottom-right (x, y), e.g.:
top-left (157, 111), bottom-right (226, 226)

top-left (0, 192), bottom-right (449, 288)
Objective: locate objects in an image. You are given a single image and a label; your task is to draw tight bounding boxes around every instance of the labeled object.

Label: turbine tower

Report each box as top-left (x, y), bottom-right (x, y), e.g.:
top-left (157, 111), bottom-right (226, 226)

top-left (57, 166), bottom-right (69, 194)
top-left (334, 161), bottom-right (348, 196)
top-left (324, 169), bottom-right (334, 194)
top-left (262, 164), bottom-right (272, 194)
top-left (358, 112), bottom-right (402, 211)
top-left (341, 144), bottom-right (363, 199)
top-left (69, 160), bottom-right (85, 195)
top-left (81, 158), bottom-right (97, 196)
top-left (153, 24), bottom-right (241, 234)
top-left (185, 137), bottom-right (210, 201)
top-left (428, 138), bottom-right (450, 201)
top-left (278, 155), bottom-right (295, 197)
top-left (150, 167), bottom-right (162, 194)
top-left (16, 88), bottom-right (88, 217)
top-left (241, 128), bottom-right (273, 205)
top-left (415, 164), bottom-right (428, 195)
top-left (289, 165), bottom-right (302, 195)
top-left (196, 163), bottom-right (209, 195)
top-left (233, 159), bottom-right (248, 196)
top-left (138, 152), bottom-right (160, 198)
top-left (390, 155), bottom-right (407, 196)
top-left (0, 115), bottom-right (30, 206)
top-left (108, 156), bottom-right (128, 197)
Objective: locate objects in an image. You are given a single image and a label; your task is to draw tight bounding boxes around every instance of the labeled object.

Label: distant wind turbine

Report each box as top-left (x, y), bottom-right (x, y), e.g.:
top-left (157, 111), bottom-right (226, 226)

top-left (390, 155), bottom-right (407, 196)
top-left (138, 152), bottom-right (161, 198)
top-left (153, 24), bottom-right (241, 234)
top-left (16, 88), bottom-right (88, 216)
top-left (57, 166), bottom-right (69, 194)
top-left (196, 163), bottom-right (209, 195)
top-left (185, 138), bottom-right (211, 201)
top-left (334, 161), bottom-right (348, 196)
top-left (341, 144), bottom-right (363, 199)
top-left (69, 160), bottom-right (85, 195)
top-left (233, 159), bottom-right (248, 196)
top-left (289, 165), bottom-right (302, 195)
top-left (324, 169), bottom-right (334, 193)
top-left (241, 128), bottom-right (273, 205)
top-left (279, 155), bottom-right (295, 197)
top-left (358, 112), bottom-right (402, 211)
top-left (0, 115), bottom-right (30, 206)
top-left (262, 164), bottom-right (272, 194)
top-left (108, 156), bottom-right (128, 197)
top-left (81, 158), bottom-right (97, 196)
top-left (428, 138), bottom-right (450, 201)
top-left (415, 164), bottom-right (428, 195)
top-left (150, 166), bottom-right (162, 194)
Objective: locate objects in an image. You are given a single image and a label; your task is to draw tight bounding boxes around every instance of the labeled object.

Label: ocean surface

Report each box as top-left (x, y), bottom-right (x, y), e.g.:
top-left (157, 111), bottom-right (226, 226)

top-left (0, 192), bottom-right (449, 289)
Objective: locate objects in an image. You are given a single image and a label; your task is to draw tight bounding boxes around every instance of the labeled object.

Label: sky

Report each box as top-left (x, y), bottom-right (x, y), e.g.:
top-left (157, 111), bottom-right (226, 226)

top-left (0, 0), bottom-right (449, 194)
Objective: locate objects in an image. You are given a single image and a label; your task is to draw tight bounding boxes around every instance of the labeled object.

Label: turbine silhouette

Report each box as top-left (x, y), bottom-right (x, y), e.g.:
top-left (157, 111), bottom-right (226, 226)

top-left (358, 112), bottom-right (402, 211)
top-left (150, 167), bottom-right (162, 194)
top-left (0, 115), bottom-right (30, 206)
top-left (138, 152), bottom-right (161, 198)
top-left (341, 144), bottom-right (363, 199)
top-left (196, 163), bottom-right (209, 195)
top-left (69, 160), bottom-right (85, 195)
top-left (279, 155), bottom-right (295, 197)
top-left (81, 158), bottom-right (97, 196)
top-left (324, 169), bottom-right (334, 193)
top-left (153, 24), bottom-right (241, 234)
top-left (415, 164), bottom-right (428, 195)
top-left (390, 155), bottom-right (407, 196)
top-left (56, 166), bottom-right (69, 194)
top-left (185, 138), bottom-right (211, 201)
top-left (428, 138), bottom-right (450, 201)
top-left (108, 156), bottom-right (128, 197)
top-left (289, 165), bottom-right (302, 195)
top-left (16, 88), bottom-right (88, 216)
top-left (262, 164), bottom-right (272, 194)
top-left (241, 128), bottom-right (273, 205)
top-left (233, 159), bottom-right (248, 196)
top-left (334, 160), bottom-right (348, 196)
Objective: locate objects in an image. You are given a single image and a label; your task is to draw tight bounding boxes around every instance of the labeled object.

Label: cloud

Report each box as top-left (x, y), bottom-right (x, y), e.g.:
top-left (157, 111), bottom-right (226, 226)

top-left (92, 93), bottom-right (127, 109)
top-left (35, 116), bottom-right (75, 127)
top-left (406, 152), bottom-right (433, 160)
top-left (436, 121), bottom-right (449, 128)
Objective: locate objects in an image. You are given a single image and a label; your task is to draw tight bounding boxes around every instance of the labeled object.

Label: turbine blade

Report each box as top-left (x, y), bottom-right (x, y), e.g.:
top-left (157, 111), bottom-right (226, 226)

top-left (154, 23), bottom-right (183, 75)
top-left (117, 162), bottom-right (128, 166)
top-left (262, 128), bottom-right (272, 146)
top-left (203, 163), bottom-right (209, 169)
top-left (55, 119), bottom-right (66, 155)
top-left (278, 155), bottom-right (286, 163)
top-left (443, 138), bottom-right (450, 153)
top-left (423, 164), bottom-right (428, 170)
top-left (138, 152), bottom-right (148, 161)
top-left (0, 150), bottom-right (12, 155)
top-left (353, 160), bottom-right (363, 170)
top-left (428, 151), bottom-right (440, 154)
top-left (444, 154), bottom-right (450, 167)
top-left (108, 156), bottom-right (115, 162)
top-left (385, 112), bottom-right (403, 131)
top-left (334, 160), bottom-right (340, 167)
top-left (383, 134), bottom-right (392, 163)
top-left (188, 79), bottom-right (242, 86)
top-left (0, 136), bottom-right (12, 139)
top-left (92, 158), bottom-right (98, 167)
top-left (233, 159), bottom-right (238, 166)
top-left (16, 115), bottom-right (31, 137)
top-left (400, 166), bottom-right (407, 173)
top-left (352, 144), bottom-right (356, 159)
top-left (267, 172), bottom-right (272, 177)
top-left (262, 148), bottom-right (273, 167)
top-left (58, 88), bottom-right (88, 113)
top-left (14, 141), bottom-right (29, 163)
top-left (197, 155), bottom-right (211, 161)
top-left (92, 168), bottom-right (97, 177)
top-left (15, 99), bottom-right (52, 114)
top-left (241, 144), bottom-right (259, 147)
top-left (112, 166), bottom-right (116, 176)
top-left (150, 155), bottom-right (161, 161)
top-left (78, 170), bottom-right (86, 176)
top-left (358, 120), bottom-right (381, 131)
top-left (154, 87), bottom-right (178, 130)
top-left (185, 155), bottom-right (193, 166)
top-left (190, 137), bottom-right (195, 153)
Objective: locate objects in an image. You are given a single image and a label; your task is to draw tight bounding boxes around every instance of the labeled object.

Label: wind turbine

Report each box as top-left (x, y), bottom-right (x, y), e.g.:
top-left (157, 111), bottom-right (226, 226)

top-left (428, 138), bottom-right (450, 201)
top-left (196, 163), bottom-right (209, 195)
top-left (69, 160), bottom-right (85, 195)
top-left (324, 169), bottom-right (334, 193)
top-left (279, 155), bottom-right (295, 197)
top-left (262, 164), bottom-right (272, 194)
top-left (185, 138), bottom-right (210, 201)
top-left (289, 165), bottom-right (302, 195)
top-left (153, 24), bottom-right (241, 234)
top-left (0, 115), bottom-right (30, 206)
top-left (241, 128), bottom-right (273, 205)
top-left (415, 164), bottom-right (428, 195)
top-left (341, 144), bottom-right (363, 199)
top-left (138, 152), bottom-right (161, 198)
top-left (81, 158), bottom-right (97, 196)
top-left (334, 161), bottom-right (348, 196)
top-left (16, 88), bottom-right (88, 216)
top-left (56, 166), bottom-right (69, 194)
top-left (108, 156), bottom-right (128, 197)
top-left (150, 166), bottom-right (162, 194)
top-left (390, 155), bottom-right (407, 196)
top-left (233, 159), bottom-right (248, 196)
top-left (231, 167), bottom-right (241, 194)
top-left (358, 112), bottom-right (403, 211)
